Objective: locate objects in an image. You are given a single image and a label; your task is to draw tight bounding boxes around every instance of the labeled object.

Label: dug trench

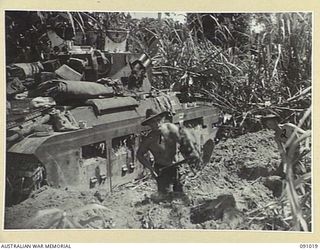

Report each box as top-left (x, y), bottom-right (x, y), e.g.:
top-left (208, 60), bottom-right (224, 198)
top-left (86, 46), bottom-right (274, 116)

top-left (5, 129), bottom-right (304, 230)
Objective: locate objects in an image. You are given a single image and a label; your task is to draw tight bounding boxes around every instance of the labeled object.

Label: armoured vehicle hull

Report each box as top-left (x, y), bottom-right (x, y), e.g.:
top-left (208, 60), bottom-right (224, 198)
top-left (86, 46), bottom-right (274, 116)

top-left (6, 95), bottom-right (220, 202)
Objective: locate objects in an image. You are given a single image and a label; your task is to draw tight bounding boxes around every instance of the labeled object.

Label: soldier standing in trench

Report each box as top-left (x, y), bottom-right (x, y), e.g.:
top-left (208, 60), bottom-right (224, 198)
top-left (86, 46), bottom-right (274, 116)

top-left (137, 108), bottom-right (200, 201)
top-left (261, 114), bottom-right (305, 178)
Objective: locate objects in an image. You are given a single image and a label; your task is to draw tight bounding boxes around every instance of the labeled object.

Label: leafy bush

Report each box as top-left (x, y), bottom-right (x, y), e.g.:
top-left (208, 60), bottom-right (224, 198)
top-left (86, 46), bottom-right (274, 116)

top-left (128, 13), bottom-right (311, 129)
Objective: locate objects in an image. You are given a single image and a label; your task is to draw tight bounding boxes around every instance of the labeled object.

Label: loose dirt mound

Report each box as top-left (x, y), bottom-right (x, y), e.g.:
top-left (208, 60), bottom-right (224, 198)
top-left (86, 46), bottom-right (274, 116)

top-left (5, 129), bottom-right (302, 230)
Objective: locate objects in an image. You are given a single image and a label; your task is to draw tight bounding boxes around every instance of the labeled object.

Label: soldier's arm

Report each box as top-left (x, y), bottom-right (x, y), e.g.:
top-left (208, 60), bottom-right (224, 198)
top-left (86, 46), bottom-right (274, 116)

top-left (137, 136), bottom-right (158, 177)
top-left (166, 123), bottom-right (180, 142)
top-left (168, 124), bottom-right (201, 161)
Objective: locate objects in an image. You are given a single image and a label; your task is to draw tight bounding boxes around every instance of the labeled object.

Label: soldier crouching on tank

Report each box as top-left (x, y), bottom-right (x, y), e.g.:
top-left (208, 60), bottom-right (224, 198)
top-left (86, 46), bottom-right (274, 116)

top-left (137, 108), bottom-right (200, 201)
top-left (127, 54), bottom-right (151, 91)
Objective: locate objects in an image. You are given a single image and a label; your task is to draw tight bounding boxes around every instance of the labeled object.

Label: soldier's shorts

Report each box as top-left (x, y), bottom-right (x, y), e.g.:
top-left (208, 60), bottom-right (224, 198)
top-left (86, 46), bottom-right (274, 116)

top-left (154, 163), bottom-right (183, 194)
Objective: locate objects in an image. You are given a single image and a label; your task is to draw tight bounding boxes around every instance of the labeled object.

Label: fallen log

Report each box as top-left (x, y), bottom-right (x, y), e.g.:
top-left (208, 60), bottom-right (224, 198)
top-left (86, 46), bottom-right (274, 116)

top-left (190, 194), bottom-right (236, 224)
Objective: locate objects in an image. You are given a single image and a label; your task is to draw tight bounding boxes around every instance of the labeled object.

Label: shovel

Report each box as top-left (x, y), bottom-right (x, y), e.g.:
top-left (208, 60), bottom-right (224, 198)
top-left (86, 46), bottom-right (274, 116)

top-left (156, 138), bottom-right (215, 176)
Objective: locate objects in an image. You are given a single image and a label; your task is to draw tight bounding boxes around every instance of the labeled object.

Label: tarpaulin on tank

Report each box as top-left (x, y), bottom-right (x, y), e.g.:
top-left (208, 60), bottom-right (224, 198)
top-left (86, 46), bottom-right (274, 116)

top-left (152, 93), bottom-right (176, 114)
top-left (136, 93), bottom-right (180, 117)
top-left (29, 80), bottom-right (114, 99)
top-left (86, 97), bottom-right (138, 115)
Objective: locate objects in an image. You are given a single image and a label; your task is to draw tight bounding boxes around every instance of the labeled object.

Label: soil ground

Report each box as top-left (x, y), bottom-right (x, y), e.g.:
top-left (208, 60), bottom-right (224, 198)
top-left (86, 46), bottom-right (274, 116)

top-left (4, 129), bottom-right (310, 230)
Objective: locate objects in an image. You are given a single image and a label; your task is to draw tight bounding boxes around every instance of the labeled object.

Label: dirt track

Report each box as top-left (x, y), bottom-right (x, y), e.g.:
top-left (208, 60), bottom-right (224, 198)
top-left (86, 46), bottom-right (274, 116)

top-left (5, 129), bottom-right (308, 230)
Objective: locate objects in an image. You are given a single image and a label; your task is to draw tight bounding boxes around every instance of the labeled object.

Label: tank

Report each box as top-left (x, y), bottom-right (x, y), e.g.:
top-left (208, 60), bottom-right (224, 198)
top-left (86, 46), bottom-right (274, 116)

top-left (5, 27), bottom-right (221, 205)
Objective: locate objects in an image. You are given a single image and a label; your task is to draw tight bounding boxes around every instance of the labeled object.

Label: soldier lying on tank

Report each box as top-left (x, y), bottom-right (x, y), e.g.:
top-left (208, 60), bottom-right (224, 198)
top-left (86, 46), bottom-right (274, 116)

top-left (49, 108), bottom-right (79, 131)
top-left (137, 108), bottom-right (200, 201)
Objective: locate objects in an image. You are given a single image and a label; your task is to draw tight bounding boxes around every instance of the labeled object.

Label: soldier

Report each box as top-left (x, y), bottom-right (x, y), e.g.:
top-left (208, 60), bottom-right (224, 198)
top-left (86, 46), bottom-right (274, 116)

top-left (127, 54), bottom-right (151, 91)
top-left (261, 114), bottom-right (305, 177)
top-left (137, 108), bottom-right (200, 200)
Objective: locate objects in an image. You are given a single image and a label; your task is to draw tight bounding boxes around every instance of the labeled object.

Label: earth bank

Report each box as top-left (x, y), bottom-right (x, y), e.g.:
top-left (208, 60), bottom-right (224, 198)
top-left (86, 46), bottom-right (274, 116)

top-left (5, 129), bottom-right (305, 230)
